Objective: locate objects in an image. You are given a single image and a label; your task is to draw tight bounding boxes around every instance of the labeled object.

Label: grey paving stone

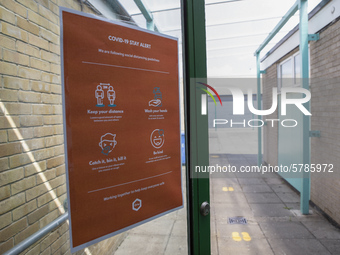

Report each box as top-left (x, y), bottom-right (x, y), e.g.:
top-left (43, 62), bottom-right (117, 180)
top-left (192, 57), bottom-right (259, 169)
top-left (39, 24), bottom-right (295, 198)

top-left (319, 239), bottom-right (340, 254)
top-left (260, 221), bottom-right (314, 239)
top-left (217, 238), bottom-right (274, 255)
top-left (302, 221), bottom-right (340, 239)
top-left (249, 203), bottom-right (294, 217)
top-left (210, 177), bottom-right (239, 186)
top-left (267, 239), bottom-right (331, 255)
top-left (212, 203), bottom-right (254, 222)
top-left (210, 172), bottom-right (238, 178)
top-left (216, 222), bottom-right (265, 239)
top-left (242, 184), bottom-right (273, 193)
top-left (235, 172), bottom-right (265, 178)
top-left (265, 178), bottom-right (285, 185)
top-left (114, 234), bottom-right (168, 255)
top-left (211, 191), bottom-right (249, 205)
top-left (275, 192), bottom-right (300, 203)
top-left (270, 184), bottom-right (295, 193)
top-left (245, 193), bottom-right (282, 203)
top-left (211, 234), bottom-right (219, 255)
top-left (171, 220), bottom-right (187, 237)
top-left (210, 182), bottom-right (243, 193)
top-left (176, 207), bottom-right (187, 219)
top-left (164, 235), bottom-right (188, 255)
top-left (130, 218), bottom-right (175, 236)
top-left (238, 178), bottom-right (267, 185)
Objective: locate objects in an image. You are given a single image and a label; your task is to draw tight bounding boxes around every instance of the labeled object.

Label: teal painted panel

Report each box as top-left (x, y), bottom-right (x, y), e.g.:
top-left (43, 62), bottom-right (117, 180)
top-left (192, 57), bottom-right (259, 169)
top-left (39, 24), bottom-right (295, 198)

top-left (278, 93), bottom-right (304, 192)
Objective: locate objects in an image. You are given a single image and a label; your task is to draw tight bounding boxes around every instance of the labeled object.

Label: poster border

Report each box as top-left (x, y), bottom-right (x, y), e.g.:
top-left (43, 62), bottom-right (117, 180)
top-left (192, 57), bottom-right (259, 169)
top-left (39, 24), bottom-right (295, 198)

top-left (59, 7), bottom-right (183, 253)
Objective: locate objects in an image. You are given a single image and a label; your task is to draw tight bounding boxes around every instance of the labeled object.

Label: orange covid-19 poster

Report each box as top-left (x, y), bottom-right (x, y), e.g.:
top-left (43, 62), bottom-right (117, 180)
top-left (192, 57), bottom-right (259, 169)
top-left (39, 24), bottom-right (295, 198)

top-left (60, 8), bottom-right (182, 252)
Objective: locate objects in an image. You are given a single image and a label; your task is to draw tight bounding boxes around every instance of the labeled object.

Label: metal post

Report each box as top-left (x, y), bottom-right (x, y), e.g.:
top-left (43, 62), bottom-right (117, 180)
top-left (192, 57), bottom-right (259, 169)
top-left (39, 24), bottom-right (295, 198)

top-left (133, 0), bottom-right (158, 32)
top-left (299, 0), bottom-right (310, 215)
top-left (147, 19), bottom-right (154, 31)
top-left (256, 53), bottom-right (262, 166)
top-left (182, 0), bottom-right (210, 254)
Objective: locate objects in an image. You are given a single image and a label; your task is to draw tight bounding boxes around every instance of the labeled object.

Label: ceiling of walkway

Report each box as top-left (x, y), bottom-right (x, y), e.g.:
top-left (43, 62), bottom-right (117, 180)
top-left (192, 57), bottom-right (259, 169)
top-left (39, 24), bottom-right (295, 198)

top-left (118, 0), bottom-right (321, 77)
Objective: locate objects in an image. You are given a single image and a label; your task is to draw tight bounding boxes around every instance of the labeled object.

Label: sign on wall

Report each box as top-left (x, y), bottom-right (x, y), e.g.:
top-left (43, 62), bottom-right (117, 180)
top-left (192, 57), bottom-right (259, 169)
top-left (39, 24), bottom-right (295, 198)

top-left (60, 8), bottom-right (182, 252)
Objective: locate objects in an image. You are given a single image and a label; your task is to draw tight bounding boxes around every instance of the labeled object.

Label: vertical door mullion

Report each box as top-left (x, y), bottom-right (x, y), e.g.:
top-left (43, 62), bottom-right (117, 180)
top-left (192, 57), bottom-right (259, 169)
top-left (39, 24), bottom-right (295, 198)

top-left (182, 0), bottom-right (210, 254)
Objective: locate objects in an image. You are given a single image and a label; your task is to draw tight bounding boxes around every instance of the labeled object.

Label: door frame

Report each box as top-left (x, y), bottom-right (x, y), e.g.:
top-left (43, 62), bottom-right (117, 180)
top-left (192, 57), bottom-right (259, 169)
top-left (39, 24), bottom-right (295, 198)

top-left (182, 0), bottom-right (211, 254)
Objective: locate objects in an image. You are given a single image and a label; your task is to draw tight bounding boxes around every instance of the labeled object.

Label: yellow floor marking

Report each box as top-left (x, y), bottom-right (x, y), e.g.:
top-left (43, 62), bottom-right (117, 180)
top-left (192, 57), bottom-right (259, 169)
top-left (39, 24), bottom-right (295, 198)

top-left (241, 232), bottom-right (251, 241)
top-left (211, 155), bottom-right (219, 158)
top-left (223, 187), bottom-right (234, 192)
top-left (232, 232), bottom-right (242, 242)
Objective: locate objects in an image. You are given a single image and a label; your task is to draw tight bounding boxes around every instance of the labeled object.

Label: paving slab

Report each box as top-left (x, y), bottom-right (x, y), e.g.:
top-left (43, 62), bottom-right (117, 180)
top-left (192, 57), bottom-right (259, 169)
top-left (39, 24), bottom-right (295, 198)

top-left (264, 178), bottom-right (285, 185)
top-left (129, 218), bottom-right (175, 236)
top-left (171, 220), bottom-right (187, 237)
top-left (216, 222), bottom-right (265, 239)
top-left (211, 191), bottom-right (249, 204)
top-left (213, 203), bottom-right (254, 222)
top-left (114, 234), bottom-right (168, 255)
top-left (241, 184), bottom-right (273, 193)
top-left (267, 239), bottom-right (331, 255)
top-left (275, 192), bottom-right (300, 203)
top-left (211, 181), bottom-right (243, 193)
top-left (270, 184), bottom-right (296, 193)
top-left (249, 203), bottom-right (294, 217)
top-left (164, 235), bottom-right (188, 255)
top-left (260, 221), bottom-right (314, 239)
top-left (319, 239), bottom-right (340, 254)
top-left (244, 193), bottom-right (282, 204)
top-left (211, 233), bottom-right (219, 255)
top-left (302, 221), bottom-right (340, 239)
top-left (238, 178), bottom-right (267, 185)
top-left (217, 238), bottom-right (274, 255)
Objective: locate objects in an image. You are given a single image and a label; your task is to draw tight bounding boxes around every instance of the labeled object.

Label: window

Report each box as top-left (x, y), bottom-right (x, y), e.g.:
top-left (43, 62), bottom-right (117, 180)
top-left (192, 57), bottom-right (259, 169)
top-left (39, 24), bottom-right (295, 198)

top-left (277, 46), bottom-right (312, 91)
top-left (277, 52), bottom-right (301, 90)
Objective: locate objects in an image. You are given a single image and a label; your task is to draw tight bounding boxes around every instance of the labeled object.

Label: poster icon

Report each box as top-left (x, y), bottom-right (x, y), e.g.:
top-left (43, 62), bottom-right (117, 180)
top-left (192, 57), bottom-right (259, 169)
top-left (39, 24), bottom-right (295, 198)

top-left (150, 129), bottom-right (165, 149)
top-left (107, 86), bottom-right (116, 107)
top-left (95, 85), bottom-right (105, 107)
top-left (148, 87), bottom-right (162, 107)
top-left (132, 199), bottom-right (142, 211)
top-left (99, 133), bottom-right (117, 155)
top-left (95, 83), bottom-right (116, 107)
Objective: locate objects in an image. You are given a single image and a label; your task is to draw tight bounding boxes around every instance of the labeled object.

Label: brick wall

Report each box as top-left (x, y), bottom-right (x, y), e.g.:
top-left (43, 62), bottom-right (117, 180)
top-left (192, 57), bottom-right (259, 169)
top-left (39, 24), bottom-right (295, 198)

top-left (309, 17), bottom-right (340, 225)
top-left (262, 64), bottom-right (278, 166)
top-left (0, 0), bottom-right (126, 254)
top-left (263, 17), bottom-right (340, 225)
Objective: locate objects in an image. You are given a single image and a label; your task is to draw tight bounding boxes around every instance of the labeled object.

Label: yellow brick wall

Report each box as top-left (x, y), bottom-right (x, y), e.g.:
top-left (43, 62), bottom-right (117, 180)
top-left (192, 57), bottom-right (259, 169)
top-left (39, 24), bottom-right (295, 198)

top-left (0, 0), bottom-right (126, 254)
top-left (262, 63), bottom-right (278, 166)
top-left (309, 17), bottom-right (340, 225)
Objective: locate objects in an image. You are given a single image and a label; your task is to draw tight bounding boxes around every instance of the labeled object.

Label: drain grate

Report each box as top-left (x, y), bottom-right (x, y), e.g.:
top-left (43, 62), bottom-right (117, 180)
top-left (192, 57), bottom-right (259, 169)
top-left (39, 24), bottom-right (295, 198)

top-left (228, 217), bottom-right (247, 225)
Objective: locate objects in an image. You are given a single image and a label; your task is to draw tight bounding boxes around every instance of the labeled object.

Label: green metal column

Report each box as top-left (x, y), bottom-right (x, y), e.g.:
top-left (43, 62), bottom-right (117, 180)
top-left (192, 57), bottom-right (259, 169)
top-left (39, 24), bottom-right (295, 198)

top-left (133, 0), bottom-right (158, 32)
top-left (256, 53), bottom-right (262, 166)
top-left (182, 0), bottom-right (210, 254)
top-left (299, 0), bottom-right (311, 215)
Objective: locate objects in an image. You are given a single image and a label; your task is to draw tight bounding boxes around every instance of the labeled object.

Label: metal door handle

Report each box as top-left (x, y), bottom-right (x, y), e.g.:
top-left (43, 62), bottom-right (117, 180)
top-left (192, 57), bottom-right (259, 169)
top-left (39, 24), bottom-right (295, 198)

top-left (200, 201), bottom-right (210, 216)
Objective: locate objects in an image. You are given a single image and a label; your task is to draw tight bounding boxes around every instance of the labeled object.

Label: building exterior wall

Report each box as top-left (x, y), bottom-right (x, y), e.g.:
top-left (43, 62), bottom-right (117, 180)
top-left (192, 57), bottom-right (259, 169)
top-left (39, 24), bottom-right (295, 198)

top-left (309, 17), bottom-right (340, 225)
top-left (262, 17), bottom-right (340, 225)
top-left (0, 0), bottom-right (126, 254)
top-left (262, 64), bottom-right (278, 166)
